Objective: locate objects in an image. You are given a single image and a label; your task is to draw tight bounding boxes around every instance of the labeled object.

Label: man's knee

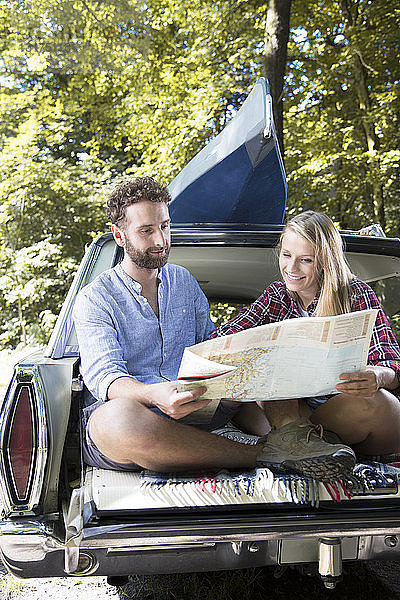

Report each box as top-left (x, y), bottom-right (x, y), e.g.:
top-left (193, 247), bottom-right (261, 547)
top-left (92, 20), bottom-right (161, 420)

top-left (88, 397), bottom-right (155, 462)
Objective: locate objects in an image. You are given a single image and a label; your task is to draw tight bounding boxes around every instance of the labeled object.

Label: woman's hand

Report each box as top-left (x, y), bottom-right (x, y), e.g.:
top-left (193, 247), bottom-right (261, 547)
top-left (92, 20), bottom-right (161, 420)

top-left (337, 366), bottom-right (398, 397)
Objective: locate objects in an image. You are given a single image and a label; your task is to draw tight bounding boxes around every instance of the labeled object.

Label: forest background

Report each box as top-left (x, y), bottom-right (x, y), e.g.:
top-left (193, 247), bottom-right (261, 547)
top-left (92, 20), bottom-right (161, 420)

top-left (0, 0), bottom-right (399, 350)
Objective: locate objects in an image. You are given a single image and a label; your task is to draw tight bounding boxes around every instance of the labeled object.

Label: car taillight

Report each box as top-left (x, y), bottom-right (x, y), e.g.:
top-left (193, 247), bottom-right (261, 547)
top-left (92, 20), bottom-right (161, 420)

top-left (0, 367), bottom-right (48, 516)
top-left (8, 386), bottom-right (35, 501)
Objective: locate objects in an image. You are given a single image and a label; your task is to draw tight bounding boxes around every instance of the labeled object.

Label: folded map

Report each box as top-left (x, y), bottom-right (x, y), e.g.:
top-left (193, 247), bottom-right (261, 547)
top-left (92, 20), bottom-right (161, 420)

top-left (177, 309), bottom-right (378, 403)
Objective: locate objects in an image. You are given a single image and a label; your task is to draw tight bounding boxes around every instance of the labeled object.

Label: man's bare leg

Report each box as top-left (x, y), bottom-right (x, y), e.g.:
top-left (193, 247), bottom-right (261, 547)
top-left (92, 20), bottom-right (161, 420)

top-left (89, 397), bottom-right (260, 472)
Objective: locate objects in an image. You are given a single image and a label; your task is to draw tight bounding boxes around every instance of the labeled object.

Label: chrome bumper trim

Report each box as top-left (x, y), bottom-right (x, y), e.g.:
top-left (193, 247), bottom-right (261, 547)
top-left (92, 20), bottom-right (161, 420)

top-left (0, 520), bottom-right (63, 563)
top-left (82, 525), bottom-right (400, 549)
top-left (0, 520), bottom-right (55, 537)
top-left (2, 516), bottom-right (400, 568)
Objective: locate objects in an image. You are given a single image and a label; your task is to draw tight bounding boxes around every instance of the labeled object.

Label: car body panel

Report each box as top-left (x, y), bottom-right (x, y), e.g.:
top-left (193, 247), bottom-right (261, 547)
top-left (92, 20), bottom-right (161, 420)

top-left (0, 356), bottom-right (77, 516)
top-left (0, 228), bottom-right (398, 578)
top-left (43, 230), bottom-right (400, 361)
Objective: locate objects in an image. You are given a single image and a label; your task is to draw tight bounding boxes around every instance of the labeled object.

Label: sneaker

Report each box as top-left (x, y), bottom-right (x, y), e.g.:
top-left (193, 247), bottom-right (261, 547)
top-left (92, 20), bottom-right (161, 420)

top-left (256, 418), bottom-right (356, 480)
top-left (212, 423), bottom-right (260, 445)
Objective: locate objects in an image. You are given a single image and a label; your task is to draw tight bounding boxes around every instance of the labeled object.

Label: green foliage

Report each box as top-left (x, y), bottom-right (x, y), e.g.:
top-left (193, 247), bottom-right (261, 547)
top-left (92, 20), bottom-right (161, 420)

top-left (0, 0), bottom-right (266, 347)
top-left (0, 97), bottom-right (108, 345)
top-left (0, 0), bottom-right (265, 181)
top-left (285, 0), bottom-right (400, 235)
top-left (210, 301), bottom-right (247, 328)
top-left (0, 241), bottom-right (76, 346)
top-left (0, 0), bottom-right (398, 348)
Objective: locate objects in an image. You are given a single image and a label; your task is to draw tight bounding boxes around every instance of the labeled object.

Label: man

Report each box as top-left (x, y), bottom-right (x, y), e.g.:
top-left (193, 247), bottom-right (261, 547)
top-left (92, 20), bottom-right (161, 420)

top-left (73, 177), bottom-right (264, 472)
top-left (74, 176), bottom-right (353, 478)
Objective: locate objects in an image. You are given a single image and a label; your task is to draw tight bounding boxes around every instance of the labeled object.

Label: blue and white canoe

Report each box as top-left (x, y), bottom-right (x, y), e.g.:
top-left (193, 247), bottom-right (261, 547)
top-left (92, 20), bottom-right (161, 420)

top-left (168, 78), bottom-right (287, 225)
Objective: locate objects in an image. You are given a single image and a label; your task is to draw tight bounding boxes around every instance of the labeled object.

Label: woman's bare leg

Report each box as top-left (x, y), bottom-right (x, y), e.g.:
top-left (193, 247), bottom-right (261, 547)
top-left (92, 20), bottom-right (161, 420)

top-left (310, 389), bottom-right (400, 455)
top-left (258, 398), bottom-right (301, 428)
top-left (233, 402), bottom-right (271, 436)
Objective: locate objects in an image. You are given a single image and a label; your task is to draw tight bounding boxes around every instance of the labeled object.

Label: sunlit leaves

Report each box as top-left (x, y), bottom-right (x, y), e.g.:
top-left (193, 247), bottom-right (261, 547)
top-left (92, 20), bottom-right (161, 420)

top-left (285, 0), bottom-right (399, 234)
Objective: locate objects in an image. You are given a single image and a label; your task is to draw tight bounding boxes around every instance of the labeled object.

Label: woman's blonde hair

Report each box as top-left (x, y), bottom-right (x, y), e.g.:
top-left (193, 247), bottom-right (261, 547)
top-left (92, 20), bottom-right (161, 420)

top-left (280, 211), bottom-right (354, 316)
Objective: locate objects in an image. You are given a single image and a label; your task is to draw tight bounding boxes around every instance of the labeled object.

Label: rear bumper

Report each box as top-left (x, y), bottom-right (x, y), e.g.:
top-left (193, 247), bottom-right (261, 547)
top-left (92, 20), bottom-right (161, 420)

top-left (2, 513), bottom-right (400, 578)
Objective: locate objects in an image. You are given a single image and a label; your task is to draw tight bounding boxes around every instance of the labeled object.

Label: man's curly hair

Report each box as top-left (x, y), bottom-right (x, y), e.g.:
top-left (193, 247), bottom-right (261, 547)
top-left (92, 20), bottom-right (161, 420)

top-left (106, 177), bottom-right (171, 226)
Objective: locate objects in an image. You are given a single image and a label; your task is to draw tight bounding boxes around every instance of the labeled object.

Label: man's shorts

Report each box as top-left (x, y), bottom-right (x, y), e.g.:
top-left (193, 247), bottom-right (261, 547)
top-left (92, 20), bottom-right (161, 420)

top-left (81, 396), bottom-right (241, 472)
top-left (82, 400), bottom-right (141, 471)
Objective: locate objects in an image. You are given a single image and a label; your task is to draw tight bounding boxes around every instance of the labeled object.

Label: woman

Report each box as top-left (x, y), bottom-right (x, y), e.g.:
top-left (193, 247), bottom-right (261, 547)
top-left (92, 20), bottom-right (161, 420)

top-left (212, 211), bottom-right (400, 479)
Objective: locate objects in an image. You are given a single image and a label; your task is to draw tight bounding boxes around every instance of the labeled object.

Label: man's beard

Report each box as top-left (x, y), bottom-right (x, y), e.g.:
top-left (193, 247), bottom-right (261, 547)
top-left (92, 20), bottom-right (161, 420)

top-left (124, 238), bottom-right (170, 269)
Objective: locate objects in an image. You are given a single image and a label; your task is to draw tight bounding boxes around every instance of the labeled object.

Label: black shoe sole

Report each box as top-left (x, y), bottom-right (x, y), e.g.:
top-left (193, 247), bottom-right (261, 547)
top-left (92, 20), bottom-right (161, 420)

top-left (282, 453), bottom-right (356, 481)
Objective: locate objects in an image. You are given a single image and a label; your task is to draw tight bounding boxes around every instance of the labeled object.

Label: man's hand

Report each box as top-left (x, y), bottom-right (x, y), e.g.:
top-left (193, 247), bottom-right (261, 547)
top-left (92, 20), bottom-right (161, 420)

top-left (336, 366), bottom-right (398, 397)
top-left (108, 376), bottom-right (211, 418)
top-left (149, 381), bottom-right (211, 419)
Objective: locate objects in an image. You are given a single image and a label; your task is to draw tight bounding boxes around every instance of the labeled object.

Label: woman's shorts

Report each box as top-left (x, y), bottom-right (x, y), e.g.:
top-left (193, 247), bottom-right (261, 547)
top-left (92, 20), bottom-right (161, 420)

top-left (304, 394), bottom-right (335, 410)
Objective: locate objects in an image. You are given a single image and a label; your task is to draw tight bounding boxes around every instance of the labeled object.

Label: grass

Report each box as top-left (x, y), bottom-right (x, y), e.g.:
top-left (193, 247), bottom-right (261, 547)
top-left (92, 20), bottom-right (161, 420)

top-left (0, 573), bottom-right (25, 600)
top-left (0, 573), bottom-right (116, 600)
top-left (118, 562), bottom-right (400, 600)
top-left (121, 569), bottom-right (266, 600)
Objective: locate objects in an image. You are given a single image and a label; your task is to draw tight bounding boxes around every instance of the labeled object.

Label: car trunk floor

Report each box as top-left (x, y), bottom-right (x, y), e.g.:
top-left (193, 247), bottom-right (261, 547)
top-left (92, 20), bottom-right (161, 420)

top-left (83, 459), bottom-right (400, 517)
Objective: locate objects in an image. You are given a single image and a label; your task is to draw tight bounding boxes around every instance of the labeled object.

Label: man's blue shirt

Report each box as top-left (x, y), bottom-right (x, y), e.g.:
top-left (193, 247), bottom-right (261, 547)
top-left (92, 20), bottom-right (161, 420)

top-left (73, 262), bottom-right (215, 402)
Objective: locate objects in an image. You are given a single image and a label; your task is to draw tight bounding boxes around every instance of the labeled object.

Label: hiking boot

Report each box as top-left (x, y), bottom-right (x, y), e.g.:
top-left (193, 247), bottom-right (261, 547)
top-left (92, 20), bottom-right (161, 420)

top-left (256, 418), bottom-right (356, 480)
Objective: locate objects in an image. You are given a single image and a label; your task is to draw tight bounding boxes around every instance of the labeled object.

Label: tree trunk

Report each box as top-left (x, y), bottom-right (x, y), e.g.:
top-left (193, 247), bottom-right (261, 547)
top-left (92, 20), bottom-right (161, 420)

top-left (262, 0), bottom-right (292, 158)
top-left (17, 296), bottom-right (27, 347)
top-left (339, 0), bottom-right (386, 229)
top-left (352, 52), bottom-right (385, 227)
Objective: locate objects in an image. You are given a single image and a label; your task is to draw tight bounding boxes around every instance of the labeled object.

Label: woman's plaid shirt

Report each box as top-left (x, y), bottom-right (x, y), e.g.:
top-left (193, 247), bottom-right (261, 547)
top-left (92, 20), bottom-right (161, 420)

top-left (211, 278), bottom-right (400, 397)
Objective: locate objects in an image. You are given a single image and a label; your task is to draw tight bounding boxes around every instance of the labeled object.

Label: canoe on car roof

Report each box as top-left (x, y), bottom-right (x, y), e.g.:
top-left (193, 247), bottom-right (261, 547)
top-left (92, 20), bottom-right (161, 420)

top-left (168, 78), bottom-right (287, 225)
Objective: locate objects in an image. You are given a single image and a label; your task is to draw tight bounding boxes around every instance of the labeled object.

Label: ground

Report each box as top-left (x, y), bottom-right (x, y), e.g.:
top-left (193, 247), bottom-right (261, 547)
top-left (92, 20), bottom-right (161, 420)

top-left (2, 562), bottom-right (400, 600)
